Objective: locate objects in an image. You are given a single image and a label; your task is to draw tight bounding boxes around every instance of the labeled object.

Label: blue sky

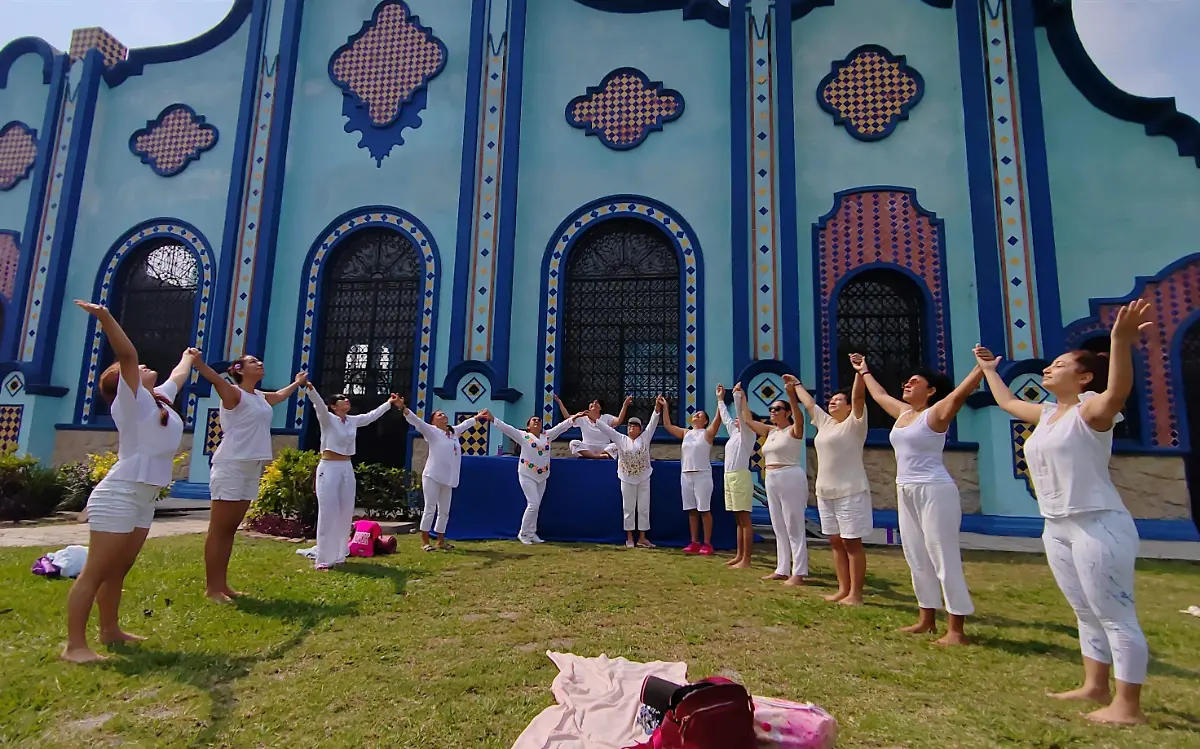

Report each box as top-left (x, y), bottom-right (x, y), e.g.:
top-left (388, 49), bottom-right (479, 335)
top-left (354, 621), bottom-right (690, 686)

top-left (1, 0), bottom-right (1197, 120)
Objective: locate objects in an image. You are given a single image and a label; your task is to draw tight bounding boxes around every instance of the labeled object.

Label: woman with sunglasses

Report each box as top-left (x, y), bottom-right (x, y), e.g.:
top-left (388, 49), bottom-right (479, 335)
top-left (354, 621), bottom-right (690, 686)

top-left (303, 383), bottom-right (401, 569)
top-left (404, 404), bottom-right (491, 551)
top-left (492, 411), bottom-right (585, 544)
top-left (738, 377), bottom-right (808, 586)
top-left (851, 352), bottom-right (987, 645)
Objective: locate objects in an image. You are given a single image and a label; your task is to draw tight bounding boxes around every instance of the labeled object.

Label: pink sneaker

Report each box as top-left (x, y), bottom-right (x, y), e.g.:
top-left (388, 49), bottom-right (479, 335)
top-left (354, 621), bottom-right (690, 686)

top-left (698, 544), bottom-right (714, 556)
top-left (682, 542), bottom-right (702, 554)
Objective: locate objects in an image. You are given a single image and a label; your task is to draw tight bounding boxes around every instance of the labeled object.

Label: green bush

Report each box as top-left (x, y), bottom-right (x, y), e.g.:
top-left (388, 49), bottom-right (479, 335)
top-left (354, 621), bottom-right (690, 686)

top-left (0, 449), bottom-right (65, 521)
top-left (58, 452), bottom-right (188, 512)
top-left (355, 462), bottom-right (422, 521)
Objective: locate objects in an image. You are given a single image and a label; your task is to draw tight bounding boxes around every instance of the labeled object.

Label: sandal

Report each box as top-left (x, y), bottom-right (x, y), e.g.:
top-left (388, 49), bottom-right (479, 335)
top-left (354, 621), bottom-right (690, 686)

top-left (421, 544), bottom-right (436, 552)
top-left (636, 540), bottom-right (656, 549)
top-left (438, 543), bottom-right (456, 551)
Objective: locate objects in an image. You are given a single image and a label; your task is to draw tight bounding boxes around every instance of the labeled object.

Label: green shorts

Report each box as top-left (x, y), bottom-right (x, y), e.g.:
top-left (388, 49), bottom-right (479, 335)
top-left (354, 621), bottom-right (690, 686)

top-left (724, 469), bottom-right (753, 513)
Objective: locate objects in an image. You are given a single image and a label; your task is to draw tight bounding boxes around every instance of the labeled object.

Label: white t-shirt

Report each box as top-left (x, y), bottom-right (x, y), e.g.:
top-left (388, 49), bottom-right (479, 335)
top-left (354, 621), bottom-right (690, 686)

top-left (575, 414), bottom-right (616, 446)
top-left (810, 407), bottom-right (869, 500)
top-left (1024, 395), bottom-right (1128, 519)
top-left (680, 428), bottom-right (712, 472)
top-left (212, 389), bottom-right (274, 463)
top-left (107, 377), bottom-right (185, 487)
top-left (717, 392), bottom-right (754, 471)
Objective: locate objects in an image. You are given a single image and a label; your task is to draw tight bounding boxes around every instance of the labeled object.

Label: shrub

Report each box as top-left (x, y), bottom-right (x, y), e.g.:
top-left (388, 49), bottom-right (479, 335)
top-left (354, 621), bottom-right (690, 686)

top-left (0, 449), bottom-right (66, 521)
top-left (59, 452), bottom-right (189, 512)
top-left (355, 462), bottom-right (422, 521)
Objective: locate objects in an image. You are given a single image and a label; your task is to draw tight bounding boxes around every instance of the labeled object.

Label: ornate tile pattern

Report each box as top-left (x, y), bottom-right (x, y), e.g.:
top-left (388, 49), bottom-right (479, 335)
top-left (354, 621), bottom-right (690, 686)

top-left (0, 121), bottom-right (38, 191)
top-left (815, 189), bottom-right (949, 398)
top-left (69, 28), bottom-right (128, 68)
top-left (3, 373), bottom-right (24, 397)
top-left (982, 0), bottom-right (1040, 357)
top-left (0, 405), bottom-right (22, 452)
top-left (456, 412), bottom-right (489, 456)
top-left (0, 232), bottom-right (19, 301)
top-left (129, 105), bottom-right (218, 177)
top-left (1010, 420), bottom-right (1036, 499)
top-left (818, 44), bottom-right (924, 141)
top-left (566, 67), bottom-right (683, 150)
top-left (80, 224), bottom-right (214, 428)
top-left (204, 408), bottom-right (223, 456)
top-left (294, 211), bottom-right (437, 428)
top-left (541, 201), bottom-right (701, 421)
top-left (749, 12), bottom-right (780, 359)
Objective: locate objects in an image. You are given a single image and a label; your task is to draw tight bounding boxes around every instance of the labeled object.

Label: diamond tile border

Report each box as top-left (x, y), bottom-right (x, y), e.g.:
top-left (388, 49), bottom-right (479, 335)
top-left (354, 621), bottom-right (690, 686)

top-left (749, 12), bottom-right (779, 359)
top-left (1010, 419), bottom-right (1036, 499)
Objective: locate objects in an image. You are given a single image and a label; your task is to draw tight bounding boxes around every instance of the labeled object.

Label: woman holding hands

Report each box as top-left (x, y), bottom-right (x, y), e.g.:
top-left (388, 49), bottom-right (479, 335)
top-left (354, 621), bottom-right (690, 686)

top-left (405, 404), bottom-right (490, 551)
top-left (594, 396), bottom-right (662, 548)
top-left (492, 412), bottom-right (583, 544)
top-left (717, 383), bottom-right (756, 568)
top-left (661, 398), bottom-right (722, 555)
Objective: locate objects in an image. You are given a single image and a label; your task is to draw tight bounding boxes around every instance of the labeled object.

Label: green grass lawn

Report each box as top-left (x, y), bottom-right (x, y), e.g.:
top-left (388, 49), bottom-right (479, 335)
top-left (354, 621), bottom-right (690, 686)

top-left (1, 535), bottom-right (1198, 748)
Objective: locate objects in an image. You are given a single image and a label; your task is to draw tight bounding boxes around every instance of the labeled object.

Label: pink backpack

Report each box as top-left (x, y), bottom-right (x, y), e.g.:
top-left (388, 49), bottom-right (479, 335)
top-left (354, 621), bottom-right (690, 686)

top-left (752, 696), bottom-right (838, 748)
top-left (348, 520), bottom-right (382, 557)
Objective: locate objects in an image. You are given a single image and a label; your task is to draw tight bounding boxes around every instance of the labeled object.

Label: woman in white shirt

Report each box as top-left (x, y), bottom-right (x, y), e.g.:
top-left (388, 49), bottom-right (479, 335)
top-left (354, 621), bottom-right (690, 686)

top-left (854, 352), bottom-right (986, 645)
top-left (717, 384), bottom-right (756, 568)
top-left (192, 356), bottom-right (306, 602)
top-left (555, 393), bottom-right (631, 458)
top-left (661, 398), bottom-right (722, 555)
top-left (974, 300), bottom-right (1153, 726)
top-left (304, 383), bottom-right (399, 569)
top-left (493, 412), bottom-right (583, 544)
top-left (594, 396), bottom-right (662, 548)
top-left (404, 404), bottom-right (490, 551)
top-left (738, 378), bottom-right (808, 586)
top-left (63, 301), bottom-right (195, 663)
top-left (790, 368), bottom-right (870, 606)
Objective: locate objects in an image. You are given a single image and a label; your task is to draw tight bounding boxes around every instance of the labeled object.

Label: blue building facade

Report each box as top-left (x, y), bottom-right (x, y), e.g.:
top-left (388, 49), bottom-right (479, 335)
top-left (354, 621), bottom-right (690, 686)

top-left (0, 0), bottom-right (1196, 539)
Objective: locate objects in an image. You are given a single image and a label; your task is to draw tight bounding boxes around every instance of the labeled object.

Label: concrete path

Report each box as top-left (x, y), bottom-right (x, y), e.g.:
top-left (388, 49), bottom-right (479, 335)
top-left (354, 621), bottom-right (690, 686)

top-left (0, 512), bottom-right (211, 548)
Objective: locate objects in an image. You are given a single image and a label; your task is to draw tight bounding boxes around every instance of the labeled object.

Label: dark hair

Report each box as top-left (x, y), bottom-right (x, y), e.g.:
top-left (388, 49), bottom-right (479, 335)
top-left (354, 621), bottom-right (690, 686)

top-left (227, 355), bottom-right (257, 384)
top-left (99, 363), bottom-right (173, 426)
top-left (769, 399), bottom-right (794, 424)
top-left (326, 393), bottom-right (350, 413)
top-left (909, 368), bottom-right (955, 406)
top-left (589, 399), bottom-right (604, 411)
top-left (829, 388), bottom-right (852, 403)
top-left (526, 415), bottom-right (541, 429)
top-left (1067, 349), bottom-right (1109, 393)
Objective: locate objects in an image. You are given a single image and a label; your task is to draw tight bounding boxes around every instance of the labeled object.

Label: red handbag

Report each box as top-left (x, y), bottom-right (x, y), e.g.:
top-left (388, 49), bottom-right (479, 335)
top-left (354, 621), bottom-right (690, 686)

top-left (628, 677), bottom-right (757, 749)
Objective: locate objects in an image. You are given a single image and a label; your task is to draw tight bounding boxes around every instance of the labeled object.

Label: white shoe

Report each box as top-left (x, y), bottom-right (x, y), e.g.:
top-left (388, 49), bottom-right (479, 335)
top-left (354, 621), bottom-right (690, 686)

top-left (530, 534), bottom-right (545, 544)
top-left (518, 535), bottom-right (534, 545)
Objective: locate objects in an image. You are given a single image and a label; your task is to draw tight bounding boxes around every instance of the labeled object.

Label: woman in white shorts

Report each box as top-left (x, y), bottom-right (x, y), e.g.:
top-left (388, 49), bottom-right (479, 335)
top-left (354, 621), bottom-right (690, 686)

top-left (304, 383), bottom-right (400, 569)
top-left (405, 404), bottom-right (490, 551)
top-left (854, 352), bottom-right (987, 645)
top-left (555, 393), bottom-right (630, 458)
top-left (789, 368), bottom-right (871, 605)
top-left (660, 397), bottom-right (721, 555)
top-left (63, 300), bottom-right (195, 663)
top-left (192, 355), bottom-right (307, 602)
top-left (975, 299), bottom-right (1154, 726)
top-left (493, 411), bottom-right (583, 543)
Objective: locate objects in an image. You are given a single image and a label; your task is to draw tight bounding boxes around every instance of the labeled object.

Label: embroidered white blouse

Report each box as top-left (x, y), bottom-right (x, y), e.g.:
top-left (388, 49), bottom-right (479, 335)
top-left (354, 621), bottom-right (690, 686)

top-left (594, 412), bottom-right (661, 485)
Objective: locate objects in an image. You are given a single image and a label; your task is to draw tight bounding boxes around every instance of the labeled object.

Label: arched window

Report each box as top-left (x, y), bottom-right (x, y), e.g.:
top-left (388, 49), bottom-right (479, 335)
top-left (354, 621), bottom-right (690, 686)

top-left (1079, 337), bottom-right (1143, 443)
top-left (835, 268), bottom-right (926, 428)
top-left (561, 218), bottom-right (680, 422)
top-left (98, 241), bottom-right (199, 413)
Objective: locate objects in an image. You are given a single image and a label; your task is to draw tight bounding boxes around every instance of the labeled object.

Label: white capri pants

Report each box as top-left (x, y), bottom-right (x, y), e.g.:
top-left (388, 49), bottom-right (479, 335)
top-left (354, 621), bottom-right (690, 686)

top-left (817, 490), bottom-right (874, 539)
top-left (518, 474), bottom-right (547, 537)
top-left (681, 470), bottom-right (713, 512)
top-left (897, 482), bottom-right (973, 616)
top-left (419, 478), bottom-right (453, 535)
top-left (621, 480), bottom-right (651, 532)
top-left (569, 440), bottom-right (617, 458)
top-left (86, 477), bottom-right (158, 534)
top-left (764, 465), bottom-right (809, 578)
top-left (315, 460), bottom-right (356, 568)
top-left (209, 459), bottom-right (268, 501)
top-left (1044, 509), bottom-right (1148, 684)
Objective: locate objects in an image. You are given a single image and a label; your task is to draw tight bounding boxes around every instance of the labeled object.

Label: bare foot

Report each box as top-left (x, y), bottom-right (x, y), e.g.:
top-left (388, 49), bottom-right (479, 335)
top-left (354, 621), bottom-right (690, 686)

top-left (206, 590), bottom-right (234, 604)
top-left (1048, 686), bottom-right (1112, 704)
top-left (99, 630), bottom-right (146, 645)
top-left (934, 631), bottom-right (970, 646)
top-left (1085, 704), bottom-right (1147, 726)
top-left (725, 557), bottom-right (740, 567)
top-left (222, 588), bottom-right (245, 599)
top-left (838, 596), bottom-right (864, 607)
top-left (761, 573), bottom-right (787, 581)
top-left (61, 645), bottom-right (107, 663)
top-left (732, 560), bottom-right (751, 569)
top-left (783, 575), bottom-right (806, 587)
top-left (899, 622), bottom-right (937, 634)
top-left (824, 590), bottom-right (849, 602)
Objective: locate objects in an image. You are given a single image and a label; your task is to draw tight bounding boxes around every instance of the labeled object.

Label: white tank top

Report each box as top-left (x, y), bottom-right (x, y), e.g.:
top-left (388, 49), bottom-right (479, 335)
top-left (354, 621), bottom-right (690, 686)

top-left (889, 409), bottom-right (953, 484)
top-left (680, 428), bottom-right (711, 472)
top-left (762, 426), bottom-right (803, 466)
top-left (1023, 396), bottom-right (1127, 519)
top-left (212, 389), bottom-right (274, 463)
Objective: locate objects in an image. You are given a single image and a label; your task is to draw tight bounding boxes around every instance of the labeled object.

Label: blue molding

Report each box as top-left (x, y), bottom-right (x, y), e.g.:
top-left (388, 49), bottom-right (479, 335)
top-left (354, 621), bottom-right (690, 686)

top-left (774, 2), bottom-right (801, 367)
top-left (0, 121), bottom-right (38, 190)
top-left (127, 104), bottom-right (218, 177)
top-left (0, 37), bottom-right (58, 88)
top-left (733, 358), bottom-right (800, 396)
top-left (565, 67), bottom-right (685, 151)
top-left (792, 0), bottom-right (952, 21)
top-left (1033, 0), bottom-right (1200, 168)
top-left (244, 0), bottom-right (307, 359)
top-left (569, 0), bottom-right (731, 28)
top-left (102, 0), bottom-right (256, 88)
top-left (1063, 253), bottom-right (1200, 341)
top-left (435, 361), bottom-right (522, 403)
top-left (816, 44), bottom-right (925, 142)
top-left (328, 0), bottom-right (448, 166)
top-left (729, 0), bottom-right (750, 374)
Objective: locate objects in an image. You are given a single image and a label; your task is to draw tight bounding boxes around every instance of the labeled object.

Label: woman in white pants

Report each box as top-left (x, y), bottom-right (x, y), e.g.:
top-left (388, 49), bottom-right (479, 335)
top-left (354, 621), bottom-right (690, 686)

top-left (304, 384), bottom-right (399, 569)
top-left (718, 384), bottom-right (756, 568)
top-left (594, 396), bottom-right (662, 548)
top-left (405, 404), bottom-right (490, 551)
top-left (739, 377), bottom-right (808, 586)
top-left (975, 299), bottom-right (1154, 725)
top-left (192, 356), bottom-right (306, 602)
top-left (556, 393), bottom-right (630, 458)
top-left (492, 412), bottom-right (582, 544)
top-left (63, 301), bottom-right (195, 663)
top-left (853, 352), bottom-right (986, 645)
top-left (661, 398), bottom-right (721, 555)
top-left (791, 366), bottom-right (871, 605)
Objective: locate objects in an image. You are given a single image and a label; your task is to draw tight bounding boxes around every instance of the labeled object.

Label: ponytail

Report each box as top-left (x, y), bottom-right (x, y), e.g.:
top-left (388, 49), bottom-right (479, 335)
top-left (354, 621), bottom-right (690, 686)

top-left (99, 363), bottom-right (176, 426)
top-left (1068, 349), bottom-right (1109, 393)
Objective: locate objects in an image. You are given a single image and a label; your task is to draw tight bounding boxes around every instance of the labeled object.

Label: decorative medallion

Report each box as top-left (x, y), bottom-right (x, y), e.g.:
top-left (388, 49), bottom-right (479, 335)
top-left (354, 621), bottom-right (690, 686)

top-left (566, 67), bottom-right (684, 150)
top-left (818, 44), bottom-right (924, 142)
top-left (0, 122), bottom-right (38, 191)
top-left (0, 231), bottom-right (19, 300)
top-left (69, 27), bottom-right (128, 68)
top-left (329, 0), bottom-right (448, 165)
top-left (129, 104), bottom-right (218, 177)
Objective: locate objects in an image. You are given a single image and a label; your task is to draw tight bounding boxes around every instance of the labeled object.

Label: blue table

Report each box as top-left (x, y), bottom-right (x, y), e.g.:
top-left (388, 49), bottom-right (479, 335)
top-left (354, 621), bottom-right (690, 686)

top-left (446, 456), bottom-right (740, 549)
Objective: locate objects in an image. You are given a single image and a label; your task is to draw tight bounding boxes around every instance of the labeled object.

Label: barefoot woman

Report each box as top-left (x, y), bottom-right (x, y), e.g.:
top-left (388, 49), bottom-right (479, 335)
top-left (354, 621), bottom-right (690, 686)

top-left (975, 299), bottom-right (1154, 725)
top-left (717, 384), bottom-right (756, 568)
top-left (660, 397), bottom-right (722, 555)
top-left (63, 301), bottom-right (195, 662)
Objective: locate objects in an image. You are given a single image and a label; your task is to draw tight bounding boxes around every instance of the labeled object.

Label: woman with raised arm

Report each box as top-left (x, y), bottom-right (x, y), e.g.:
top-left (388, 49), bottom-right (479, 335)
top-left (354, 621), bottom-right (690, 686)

top-left (62, 301), bottom-right (196, 663)
top-left (492, 411), bottom-right (583, 544)
top-left (661, 398), bottom-right (722, 555)
top-left (192, 355), bottom-right (306, 602)
top-left (717, 383), bottom-right (756, 568)
top-left (791, 368), bottom-right (871, 605)
top-left (974, 300), bottom-right (1153, 726)
top-left (556, 393), bottom-right (630, 459)
top-left (852, 352), bottom-right (986, 645)
top-left (739, 376), bottom-right (808, 586)
top-left (303, 383), bottom-right (400, 569)
top-left (594, 396), bottom-right (662, 548)
top-left (405, 404), bottom-right (490, 551)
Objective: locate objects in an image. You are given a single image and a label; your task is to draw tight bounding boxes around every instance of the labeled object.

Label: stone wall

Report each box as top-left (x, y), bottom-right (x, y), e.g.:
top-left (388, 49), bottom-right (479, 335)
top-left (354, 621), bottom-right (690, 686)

top-left (52, 429), bottom-right (121, 467)
top-left (1110, 454), bottom-right (1191, 520)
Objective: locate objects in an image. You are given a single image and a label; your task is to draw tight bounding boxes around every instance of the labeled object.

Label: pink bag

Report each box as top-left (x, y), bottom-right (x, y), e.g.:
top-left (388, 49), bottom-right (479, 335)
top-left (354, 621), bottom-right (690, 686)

top-left (348, 520), bottom-right (382, 557)
top-left (752, 696), bottom-right (838, 749)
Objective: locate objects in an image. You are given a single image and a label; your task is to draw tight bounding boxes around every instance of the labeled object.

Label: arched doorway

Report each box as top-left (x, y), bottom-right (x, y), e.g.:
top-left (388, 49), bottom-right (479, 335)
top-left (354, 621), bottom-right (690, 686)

top-left (304, 227), bottom-right (421, 467)
top-left (1182, 321), bottom-right (1200, 533)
